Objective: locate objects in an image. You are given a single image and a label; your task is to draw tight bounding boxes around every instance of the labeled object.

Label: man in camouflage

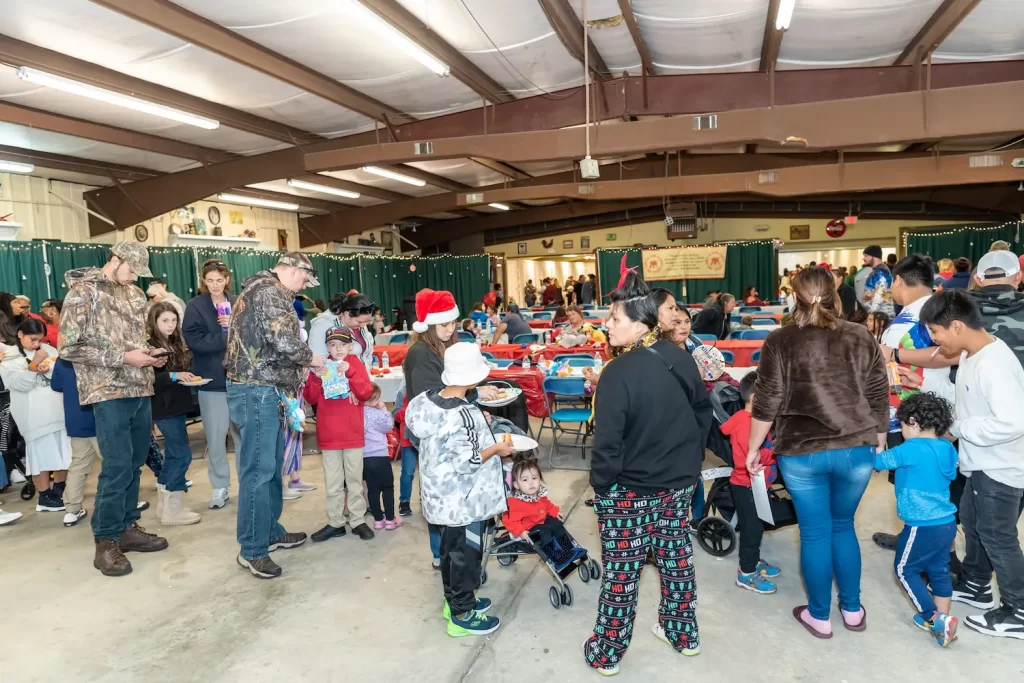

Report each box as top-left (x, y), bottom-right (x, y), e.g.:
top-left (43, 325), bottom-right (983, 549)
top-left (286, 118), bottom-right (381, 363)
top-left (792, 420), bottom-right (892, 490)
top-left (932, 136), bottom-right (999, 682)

top-left (226, 252), bottom-right (325, 579)
top-left (968, 250), bottom-right (1024, 367)
top-left (59, 242), bottom-right (171, 576)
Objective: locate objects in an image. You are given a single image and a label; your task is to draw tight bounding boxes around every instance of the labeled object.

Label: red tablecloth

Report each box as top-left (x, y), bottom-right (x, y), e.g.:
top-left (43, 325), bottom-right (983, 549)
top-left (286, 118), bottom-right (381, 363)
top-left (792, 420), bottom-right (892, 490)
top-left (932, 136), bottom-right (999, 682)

top-left (701, 339), bottom-right (763, 366)
top-left (538, 345), bottom-right (609, 361)
top-left (527, 319), bottom-right (602, 329)
top-left (487, 368), bottom-right (547, 418)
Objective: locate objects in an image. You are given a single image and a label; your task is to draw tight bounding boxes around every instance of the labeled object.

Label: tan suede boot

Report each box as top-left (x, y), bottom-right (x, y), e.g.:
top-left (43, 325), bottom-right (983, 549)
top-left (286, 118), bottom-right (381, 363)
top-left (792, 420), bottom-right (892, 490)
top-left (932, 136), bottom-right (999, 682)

top-left (160, 489), bottom-right (201, 526)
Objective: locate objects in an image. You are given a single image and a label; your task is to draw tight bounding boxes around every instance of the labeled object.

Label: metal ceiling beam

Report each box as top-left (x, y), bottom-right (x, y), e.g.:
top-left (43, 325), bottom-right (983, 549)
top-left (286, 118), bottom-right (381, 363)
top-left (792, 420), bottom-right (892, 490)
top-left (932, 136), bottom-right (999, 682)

top-left (0, 101), bottom-right (236, 164)
top-left (89, 0), bottom-right (411, 123)
top-left (357, 0), bottom-right (513, 104)
top-left (538, 0), bottom-right (611, 80)
top-left (84, 61), bottom-right (1024, 229)
top-left (894, 0), bottom-right (982, 66)
top-left (616, 0), bottom-right (653, 76)
top-left (0, 34), bottom-right (322, 146)
top-left (304, 80), bottom-right (1024, 170)
top-left (0, 144), bottom-right (159, 181)
top-left (759, 0), bottom-right (785, 71)
top-left (470, 158), bottom-right (533, 181)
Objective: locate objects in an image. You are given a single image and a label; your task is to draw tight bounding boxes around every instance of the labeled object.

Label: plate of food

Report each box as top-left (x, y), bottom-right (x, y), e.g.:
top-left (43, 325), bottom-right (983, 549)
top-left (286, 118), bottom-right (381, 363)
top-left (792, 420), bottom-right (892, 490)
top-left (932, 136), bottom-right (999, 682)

top-left (181, 377), bottom-right (213, 387)
top-left (498, 433), bottom-right (539, 452)
top-left (477, 386), bottom-right (522, 407)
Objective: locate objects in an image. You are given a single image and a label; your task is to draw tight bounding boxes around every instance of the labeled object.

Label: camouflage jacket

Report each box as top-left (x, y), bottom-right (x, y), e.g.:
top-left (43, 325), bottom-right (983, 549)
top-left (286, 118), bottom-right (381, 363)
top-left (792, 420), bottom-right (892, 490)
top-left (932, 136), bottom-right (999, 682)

top-left (970, 286), bottom-right (1024, 368)
top-left (58, 267), bottom-right (154, 405)
top-left (224, 270), bottom-right (313, 393)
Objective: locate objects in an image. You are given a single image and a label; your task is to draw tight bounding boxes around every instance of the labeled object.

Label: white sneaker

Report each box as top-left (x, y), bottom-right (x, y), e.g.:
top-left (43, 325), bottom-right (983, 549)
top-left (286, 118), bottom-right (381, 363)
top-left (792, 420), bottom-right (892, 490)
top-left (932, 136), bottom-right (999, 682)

top-left (9, 469), bottom-right (26, 484)
top-left (0, 509), bottom-right (22, 525)
top-left (209, 487), bottom-right (229, 509)
top-left (652, 623), bottom-right (701, 656)
top-left (288, 478), bottom-right (317, 492)
top-left (63, 509), bottom-right (87, 527)
top-left (282, 485), bottom-right (302, 500)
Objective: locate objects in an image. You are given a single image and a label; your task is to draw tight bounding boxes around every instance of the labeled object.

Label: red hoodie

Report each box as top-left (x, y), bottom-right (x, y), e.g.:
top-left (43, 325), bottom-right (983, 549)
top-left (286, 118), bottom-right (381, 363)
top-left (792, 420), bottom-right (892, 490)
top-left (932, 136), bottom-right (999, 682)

top-left (502, 494), bottom-right (560, 537)
top-left (302, 359), bottom-right (374, 450)
top-left (719, 409), bottom-right (775, 488)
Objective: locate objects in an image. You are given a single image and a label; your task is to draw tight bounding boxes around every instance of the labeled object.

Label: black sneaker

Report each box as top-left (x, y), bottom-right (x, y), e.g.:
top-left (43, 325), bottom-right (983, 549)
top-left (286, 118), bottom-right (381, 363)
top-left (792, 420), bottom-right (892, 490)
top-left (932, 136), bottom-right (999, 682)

top-left (311, 524), bottom-right (347, 543)
top-left (268, 531), bottom-right (308, 552)
top-left (352, 523), bottom-right (375, 541)
top-left (871, 532), bottom-right (898, 551)
top-left (36, 488), bottom-right (66, 512)
top-left (399, 501), bottom-right (412, 517)
top-left (237, 554), bottom-right (282, 579)
top-left (952, 578), bottom-right (996, 610)
top-left (964, 604), bottom-right (1024, 640)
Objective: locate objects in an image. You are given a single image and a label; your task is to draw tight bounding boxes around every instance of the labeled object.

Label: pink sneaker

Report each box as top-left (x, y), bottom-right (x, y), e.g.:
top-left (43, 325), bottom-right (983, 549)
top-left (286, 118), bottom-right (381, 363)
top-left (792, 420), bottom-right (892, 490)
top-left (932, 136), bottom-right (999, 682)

top-left (385, 518), bottom-right (402, 530)
top-left (373, 519), bottom-right (386, 530)
top-left (288, 478), bottom-right (317, 492)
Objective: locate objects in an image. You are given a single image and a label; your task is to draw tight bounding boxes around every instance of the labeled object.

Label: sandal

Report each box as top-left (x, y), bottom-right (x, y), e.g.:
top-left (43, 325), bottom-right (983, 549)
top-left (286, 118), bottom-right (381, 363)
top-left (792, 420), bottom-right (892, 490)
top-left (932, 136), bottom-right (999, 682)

top-left (841, 606), bottom-right (867, 632)
top-left (792, 605), bottom-right (833, 639)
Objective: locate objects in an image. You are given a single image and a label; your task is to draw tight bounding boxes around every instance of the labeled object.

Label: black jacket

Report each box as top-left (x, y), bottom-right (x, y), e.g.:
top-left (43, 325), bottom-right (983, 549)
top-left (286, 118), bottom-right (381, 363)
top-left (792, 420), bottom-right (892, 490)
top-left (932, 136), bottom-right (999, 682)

top-left (182, 292), bottom-right (236, 392)
top-left (591, 340), bottom-right (712, 494)
top-left (691, 304), bottom-right (728, 339)
top-left (151, 364), bottom-right (196, 421)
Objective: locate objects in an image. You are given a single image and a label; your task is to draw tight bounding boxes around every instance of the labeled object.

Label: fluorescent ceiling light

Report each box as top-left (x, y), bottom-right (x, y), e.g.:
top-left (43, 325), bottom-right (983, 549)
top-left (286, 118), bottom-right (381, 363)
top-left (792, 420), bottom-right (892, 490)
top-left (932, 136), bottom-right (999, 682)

top-left (488, 203), bottom-right (510, 211)
top-left (0, 160), bottom-right (34, 174)
top-left (776, 0), bottom-right (796, 30)
top-left (562, 254), bottom-right (579, 258)
top-left (353, 2), bottom-right (450, 76)
top-left (218, 193), bottom-right (299, 211)
top-left (287, 178), bottom-right (360, 199)
top-left (361, 166), bottom-right (426, 187)
top-left (16, 66), bottom-right (220, 130)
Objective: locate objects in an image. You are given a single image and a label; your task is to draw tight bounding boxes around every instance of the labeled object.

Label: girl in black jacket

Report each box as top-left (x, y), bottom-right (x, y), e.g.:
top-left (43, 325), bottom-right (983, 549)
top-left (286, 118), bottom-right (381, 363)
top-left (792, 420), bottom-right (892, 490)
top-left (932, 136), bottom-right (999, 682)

top-left (148, 302), bottom-right (202, 526)
top-left (583, 270), bottom-right (712, 676)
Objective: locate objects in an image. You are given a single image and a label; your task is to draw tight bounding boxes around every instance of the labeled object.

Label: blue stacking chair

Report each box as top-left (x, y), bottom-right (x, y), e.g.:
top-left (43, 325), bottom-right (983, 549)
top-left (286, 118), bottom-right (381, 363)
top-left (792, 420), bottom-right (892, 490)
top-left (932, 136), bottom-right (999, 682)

top-left (752, 350), bottom-right (761, 364)
top-left (533, 311), bottom-right (552, 320)
top-left (513, 333), bottom-right (542, 344)
top-left (388, 332), bottom-right (410, 345)
top-left (739, 329), bottom-right (771, 341)
top-left (739, 306), bottom-right (762, 313)
top-left (490, 359), bottom-right (514, 369)
top-left (539, 376), bottom-right (591, 467)
top-left (695, 334), bottom-right (718, 343)
top-left (458, 331), bottom-right (477, 342)
top-left (730, 314), bottom-right (743, 323)
top-left (720, 350), bottom-right (735, 365)
top-left (752, 318), bottom-right (776, 326)
top-left (481, 351), bottom-right (496, 360)
top-left (553, 355), bottom-right (597, 367)
top-left (545, 306), bottom-right (560, 311)
top-left (581, 304), bottom-right (596, 310)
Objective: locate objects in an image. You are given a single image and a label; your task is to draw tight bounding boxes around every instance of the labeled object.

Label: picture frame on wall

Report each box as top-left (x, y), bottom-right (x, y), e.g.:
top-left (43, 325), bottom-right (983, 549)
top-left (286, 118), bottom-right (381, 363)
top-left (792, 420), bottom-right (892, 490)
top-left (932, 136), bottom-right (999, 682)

top-left (381, 230), bottom-right (394, 251)
top-left (562, 239), bottom-right (573, 249)
top-left (790, 224), bottom-right (810, 241)
top-left (517, 242), bottom-right (527, 255)
top-left (581, 236), bottom-right (591, 249)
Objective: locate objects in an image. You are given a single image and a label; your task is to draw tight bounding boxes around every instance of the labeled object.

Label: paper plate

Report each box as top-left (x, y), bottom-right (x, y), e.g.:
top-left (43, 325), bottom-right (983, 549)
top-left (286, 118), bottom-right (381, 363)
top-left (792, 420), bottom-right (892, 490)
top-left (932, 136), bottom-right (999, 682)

top-left (477, 387), bottom-right (522, 408)
top-left (510, 434), bottom-right (539, 452)
top-left (181, 378), bottom-right (213, 387)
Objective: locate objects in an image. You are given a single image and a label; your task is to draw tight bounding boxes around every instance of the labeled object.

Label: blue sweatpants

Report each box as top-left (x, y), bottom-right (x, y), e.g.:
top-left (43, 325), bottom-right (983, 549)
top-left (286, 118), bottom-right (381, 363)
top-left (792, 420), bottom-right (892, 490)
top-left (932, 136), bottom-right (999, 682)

top-left (894, 521), bottom-right (958, 616)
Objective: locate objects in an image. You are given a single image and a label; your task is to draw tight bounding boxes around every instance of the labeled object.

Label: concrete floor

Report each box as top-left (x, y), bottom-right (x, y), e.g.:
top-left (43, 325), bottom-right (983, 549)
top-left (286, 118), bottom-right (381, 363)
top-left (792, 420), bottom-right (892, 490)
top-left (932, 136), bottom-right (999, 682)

top-left (1, 423), bottom-right (1022, 683)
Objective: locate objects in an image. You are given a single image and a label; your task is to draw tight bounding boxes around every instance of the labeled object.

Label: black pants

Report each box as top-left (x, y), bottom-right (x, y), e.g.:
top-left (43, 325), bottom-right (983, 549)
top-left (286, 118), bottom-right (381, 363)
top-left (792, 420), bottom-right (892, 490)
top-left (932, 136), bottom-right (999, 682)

top-left (732, 484), bottom-right (765, 575)
top-left (529, 515), bottom-right (566, 549)
top-left (961, 472), bottom-right (1024, 609)
top-left (440, 522), bottom-right (484, 616)
top-left (362, 457), bottom-right (395, 522)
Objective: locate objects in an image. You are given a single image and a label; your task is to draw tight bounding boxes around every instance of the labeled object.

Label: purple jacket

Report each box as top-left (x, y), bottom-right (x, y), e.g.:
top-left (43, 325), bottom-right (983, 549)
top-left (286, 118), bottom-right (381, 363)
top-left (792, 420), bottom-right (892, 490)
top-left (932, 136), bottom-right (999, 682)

top-left (363, 405), bottom-right (394, 457)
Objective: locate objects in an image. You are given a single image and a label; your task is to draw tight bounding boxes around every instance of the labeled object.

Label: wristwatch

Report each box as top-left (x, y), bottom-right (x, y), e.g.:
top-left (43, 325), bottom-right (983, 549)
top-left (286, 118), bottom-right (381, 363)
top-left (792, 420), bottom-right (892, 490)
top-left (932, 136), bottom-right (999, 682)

top-left (892, 347), bottom-right (901, 365)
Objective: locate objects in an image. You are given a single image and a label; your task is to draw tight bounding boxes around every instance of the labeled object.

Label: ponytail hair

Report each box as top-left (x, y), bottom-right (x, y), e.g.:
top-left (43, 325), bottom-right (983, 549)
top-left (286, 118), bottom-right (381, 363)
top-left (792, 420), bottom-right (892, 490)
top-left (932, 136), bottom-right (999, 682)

top-left (609, 270), bottom-right (659, 329)
top-left (15, 317), bottom-right (47, 360)
top-left (790, 266), bottom-right (840, 329)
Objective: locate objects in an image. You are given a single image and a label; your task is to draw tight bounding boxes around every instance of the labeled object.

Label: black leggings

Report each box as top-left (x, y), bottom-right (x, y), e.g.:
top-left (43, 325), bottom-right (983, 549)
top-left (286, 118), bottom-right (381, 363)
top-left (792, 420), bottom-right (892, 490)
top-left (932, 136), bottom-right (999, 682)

top-left (731, 485), bottom-right (765, 574)
top-left (363, 457), bottom-right (395, 521)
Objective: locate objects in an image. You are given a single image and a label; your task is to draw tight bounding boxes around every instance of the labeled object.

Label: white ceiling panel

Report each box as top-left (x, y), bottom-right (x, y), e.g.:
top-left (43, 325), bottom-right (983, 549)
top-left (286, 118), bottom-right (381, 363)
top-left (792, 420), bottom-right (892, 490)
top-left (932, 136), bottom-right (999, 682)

top-left (398, 0), bottom-right (586, 96)
top-left (0, 122), bottom-right (197, 173)
top-left (23, 167), bottom-right (111, 188)
top-left (320, 168), bottom-right (445, 197)
top-left (632, 0), bottom-right (766, 73)
top-left (568, 0), bottom-right (644, 74)
top-left (934, 0), bottom-right (1024, 62)
top-left (516, 160), bottom-right (576, 176)
top-left (244, 179), bottom-right (386, 208)
top-left (406, 159), bottom-right (508, 187)
top-left (778, 0), bottom-right (945, 70)
top-left (0, 0), bottom-right (369, 136)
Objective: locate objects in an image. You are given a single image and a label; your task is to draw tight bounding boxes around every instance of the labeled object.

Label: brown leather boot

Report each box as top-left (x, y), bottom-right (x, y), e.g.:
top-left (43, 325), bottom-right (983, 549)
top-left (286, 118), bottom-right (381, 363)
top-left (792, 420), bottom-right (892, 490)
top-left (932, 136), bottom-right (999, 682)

top-left (119, 523), bottom-right (169, 553)
top-left (94, 539), bottom-right (132, 576)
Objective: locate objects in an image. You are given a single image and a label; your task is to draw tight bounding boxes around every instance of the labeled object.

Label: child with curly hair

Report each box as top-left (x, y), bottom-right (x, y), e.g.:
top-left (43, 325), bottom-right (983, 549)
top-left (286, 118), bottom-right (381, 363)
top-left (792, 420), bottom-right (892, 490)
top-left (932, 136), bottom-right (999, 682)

top-left (873, 392), bottom-right (959, 647)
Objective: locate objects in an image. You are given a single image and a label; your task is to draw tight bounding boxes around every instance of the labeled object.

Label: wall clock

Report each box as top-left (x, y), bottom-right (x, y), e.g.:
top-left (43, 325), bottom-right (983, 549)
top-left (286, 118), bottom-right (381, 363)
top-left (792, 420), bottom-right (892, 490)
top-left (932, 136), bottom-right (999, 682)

top-left (134, 224), bottom-right (148, 242)
top-left (208, 206), bottom-right (221, 225)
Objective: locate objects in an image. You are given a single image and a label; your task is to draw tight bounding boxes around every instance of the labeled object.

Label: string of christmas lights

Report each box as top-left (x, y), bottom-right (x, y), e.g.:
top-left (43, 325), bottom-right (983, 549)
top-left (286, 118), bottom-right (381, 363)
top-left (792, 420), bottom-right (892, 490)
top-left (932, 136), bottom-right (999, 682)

top-left (902, 221), bottom-right (1022, 253)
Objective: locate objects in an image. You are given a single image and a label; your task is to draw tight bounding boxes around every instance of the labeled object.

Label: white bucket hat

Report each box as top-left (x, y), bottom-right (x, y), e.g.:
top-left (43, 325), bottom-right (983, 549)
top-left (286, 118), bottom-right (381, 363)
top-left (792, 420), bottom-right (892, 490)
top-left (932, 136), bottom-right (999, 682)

top-left (441, 342), bottom-right (491, 387)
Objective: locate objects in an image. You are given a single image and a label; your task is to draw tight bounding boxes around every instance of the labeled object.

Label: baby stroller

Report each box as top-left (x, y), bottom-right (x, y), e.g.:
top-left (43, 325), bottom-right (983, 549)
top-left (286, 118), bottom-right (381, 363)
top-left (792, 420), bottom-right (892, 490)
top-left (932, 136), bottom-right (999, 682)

top-left (692, 382), bottom-right (798, 558)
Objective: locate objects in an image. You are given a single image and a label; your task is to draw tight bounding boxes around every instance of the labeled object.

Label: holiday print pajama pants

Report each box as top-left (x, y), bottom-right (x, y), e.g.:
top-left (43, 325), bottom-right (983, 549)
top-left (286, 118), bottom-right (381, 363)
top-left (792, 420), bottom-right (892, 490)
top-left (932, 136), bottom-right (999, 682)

top-left (584, 484), bottom-right (698, 670)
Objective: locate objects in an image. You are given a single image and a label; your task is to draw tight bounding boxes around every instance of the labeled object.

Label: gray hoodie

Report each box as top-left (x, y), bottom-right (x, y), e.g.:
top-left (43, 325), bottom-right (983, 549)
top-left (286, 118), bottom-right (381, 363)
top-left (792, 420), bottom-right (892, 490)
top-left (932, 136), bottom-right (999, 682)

top-left (405, 390), bottom-right (507, 527)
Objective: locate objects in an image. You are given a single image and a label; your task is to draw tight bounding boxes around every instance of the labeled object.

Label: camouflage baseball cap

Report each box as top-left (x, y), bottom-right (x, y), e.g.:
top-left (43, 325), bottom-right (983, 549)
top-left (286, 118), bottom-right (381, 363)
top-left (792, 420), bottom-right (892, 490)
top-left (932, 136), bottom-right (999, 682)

top-left (110, 241), bottom-right (152, 277)
top-left (277, 251), bottom-right (319, 288)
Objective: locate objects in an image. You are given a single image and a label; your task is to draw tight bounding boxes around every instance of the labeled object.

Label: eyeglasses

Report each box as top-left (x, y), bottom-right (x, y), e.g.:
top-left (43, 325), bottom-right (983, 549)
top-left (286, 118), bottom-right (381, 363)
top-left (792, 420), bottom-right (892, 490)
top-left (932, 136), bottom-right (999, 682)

top-left (347, 305), bottom-right (375, 316)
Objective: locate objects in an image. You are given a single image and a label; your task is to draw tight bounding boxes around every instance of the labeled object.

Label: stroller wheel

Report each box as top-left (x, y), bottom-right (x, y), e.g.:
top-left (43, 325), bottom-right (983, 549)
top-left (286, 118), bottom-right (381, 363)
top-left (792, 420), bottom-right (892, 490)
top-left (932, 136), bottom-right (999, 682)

top-left (549, 586), bottom-right (561, 609)
top-left (695, 517), bottom-right (737, 557)
top-left (20, 481), bottom-right (35, 501)
top-left (561, 584), bottom-right (573, 607)
top-left (479, 567), bottom-right (488, 586)
top-left (497, 553), bottom-right (516, 567)
top-left (588, 559), bottom-right (601, 580)
top-left (577, 564), bottom-right (590, 583)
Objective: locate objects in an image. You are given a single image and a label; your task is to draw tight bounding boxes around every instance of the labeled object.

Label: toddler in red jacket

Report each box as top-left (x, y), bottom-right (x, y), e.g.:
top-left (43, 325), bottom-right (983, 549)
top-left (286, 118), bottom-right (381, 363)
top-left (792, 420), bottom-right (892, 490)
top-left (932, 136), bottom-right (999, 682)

top-left (502, 458), bottom-right (563, 547)
top-left (719, 371), bottom-right (781, 595)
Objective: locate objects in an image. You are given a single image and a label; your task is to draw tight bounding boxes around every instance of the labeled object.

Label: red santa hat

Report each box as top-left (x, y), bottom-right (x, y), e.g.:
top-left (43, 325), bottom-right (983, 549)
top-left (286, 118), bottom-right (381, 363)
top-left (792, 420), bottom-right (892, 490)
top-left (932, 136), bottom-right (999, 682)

top-left (413, 288), bottom-right (460, 333)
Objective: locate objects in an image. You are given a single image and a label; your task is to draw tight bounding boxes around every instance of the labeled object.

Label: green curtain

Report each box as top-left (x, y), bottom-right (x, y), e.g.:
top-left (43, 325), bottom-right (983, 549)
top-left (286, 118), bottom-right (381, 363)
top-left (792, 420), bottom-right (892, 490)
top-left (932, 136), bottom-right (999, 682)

top-left (906, 223), bottom-right (1023, 265)
top-left (0, 242), bottom-right (49, 307)
top-left (44, 241), bottom-right (109, 297)
top-left (144, 247), bottom-right (199, 300)
top-left (358, 254), bottom-right (489, 319)
top-left (597, 242), bottom-right (776, 304)
top-left (195, 248), bottom-right (279, 295)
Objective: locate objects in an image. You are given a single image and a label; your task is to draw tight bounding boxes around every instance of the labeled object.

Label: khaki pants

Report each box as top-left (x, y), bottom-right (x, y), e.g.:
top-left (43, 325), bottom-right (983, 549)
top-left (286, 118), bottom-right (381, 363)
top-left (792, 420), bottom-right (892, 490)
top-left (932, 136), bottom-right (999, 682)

top-left (322, 448), bottom-right (366, 529)
top-left (65, 437), bottom-right (100, 514)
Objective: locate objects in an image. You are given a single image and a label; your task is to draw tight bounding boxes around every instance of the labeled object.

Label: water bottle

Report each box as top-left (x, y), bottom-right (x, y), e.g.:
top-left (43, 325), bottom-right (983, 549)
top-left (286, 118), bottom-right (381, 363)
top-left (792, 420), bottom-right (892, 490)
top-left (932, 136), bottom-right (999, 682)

top-left (382, 351), bottom-right (389, 369)
top-left (402, 320), bottom-right (408, 332)
top-left (522, 355), bottom-right (531, 371)
top-left (594, 355), bottom-right (603, 371)
top-left (372, 355), bottom-right (380, 371)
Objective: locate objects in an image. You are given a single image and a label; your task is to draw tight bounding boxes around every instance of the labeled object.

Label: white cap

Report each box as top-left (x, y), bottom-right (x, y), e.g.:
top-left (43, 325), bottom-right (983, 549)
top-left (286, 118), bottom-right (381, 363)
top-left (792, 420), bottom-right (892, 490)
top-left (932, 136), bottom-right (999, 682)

top-left (976, 250), bottom-right (1021, 280)
top-left (441, 342), bottom-right (491, 387)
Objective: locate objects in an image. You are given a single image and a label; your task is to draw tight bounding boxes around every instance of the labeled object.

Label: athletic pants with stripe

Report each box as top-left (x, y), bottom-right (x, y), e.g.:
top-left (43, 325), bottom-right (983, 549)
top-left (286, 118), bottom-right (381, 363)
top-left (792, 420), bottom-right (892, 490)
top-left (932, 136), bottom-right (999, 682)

top-left (584, 484), bottom-right (697, 670)
top-left (894, 521), bottom-right (958, 616)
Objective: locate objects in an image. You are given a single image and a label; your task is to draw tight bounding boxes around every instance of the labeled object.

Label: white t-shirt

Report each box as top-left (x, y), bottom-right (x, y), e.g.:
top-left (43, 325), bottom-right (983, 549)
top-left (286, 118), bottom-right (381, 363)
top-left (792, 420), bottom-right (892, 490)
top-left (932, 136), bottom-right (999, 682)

top-left (951, 338), bottom-right (1024, 488)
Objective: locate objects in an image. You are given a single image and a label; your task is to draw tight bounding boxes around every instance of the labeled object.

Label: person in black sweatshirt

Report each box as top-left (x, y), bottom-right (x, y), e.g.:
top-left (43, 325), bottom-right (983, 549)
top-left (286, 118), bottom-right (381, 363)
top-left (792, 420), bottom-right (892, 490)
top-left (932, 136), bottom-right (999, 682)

top-left (691, 293), bottom-right (736, 339)
top-left (583, 270), bottom-right (712, 676)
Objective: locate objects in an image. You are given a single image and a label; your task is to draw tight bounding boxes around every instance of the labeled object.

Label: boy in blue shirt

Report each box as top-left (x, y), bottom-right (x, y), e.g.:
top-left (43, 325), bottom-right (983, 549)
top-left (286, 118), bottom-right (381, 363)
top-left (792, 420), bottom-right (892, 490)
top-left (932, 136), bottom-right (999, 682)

top-left (874, 392), bottom-right (959, 647)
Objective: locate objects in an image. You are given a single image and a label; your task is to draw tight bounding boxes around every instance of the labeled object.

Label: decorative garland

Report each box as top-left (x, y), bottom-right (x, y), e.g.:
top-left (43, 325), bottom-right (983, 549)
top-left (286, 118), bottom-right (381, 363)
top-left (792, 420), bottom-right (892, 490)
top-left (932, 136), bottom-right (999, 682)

top-left (902, 221), bottom-right (1022, 253)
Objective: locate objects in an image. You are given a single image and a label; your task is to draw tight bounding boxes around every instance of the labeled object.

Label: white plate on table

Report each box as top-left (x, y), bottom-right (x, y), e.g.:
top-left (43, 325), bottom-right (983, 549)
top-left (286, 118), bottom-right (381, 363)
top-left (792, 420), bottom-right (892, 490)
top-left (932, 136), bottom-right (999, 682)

top-left (180, 378), bottom-right (213, 387)
top-left (477, 387), bottom-right (522, 408)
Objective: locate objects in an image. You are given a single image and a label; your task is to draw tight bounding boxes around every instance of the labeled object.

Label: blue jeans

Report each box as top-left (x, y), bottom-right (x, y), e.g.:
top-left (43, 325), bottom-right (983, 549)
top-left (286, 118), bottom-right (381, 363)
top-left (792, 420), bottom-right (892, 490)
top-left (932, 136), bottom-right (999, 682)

top-left (691, 479), bottom-right (706, 520)
top-left (400, 446), bottom-right (417, 503)
top-left (227, 382), bottom-right (286, 561)
top-left (155, 416), bottom-right (192, 492)
top-left (777, 446), bottom-right (874, 620)
top-left (91, 397), bottom-right (153, 540)
top-left (894, 521), bottom-right (958, 616)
